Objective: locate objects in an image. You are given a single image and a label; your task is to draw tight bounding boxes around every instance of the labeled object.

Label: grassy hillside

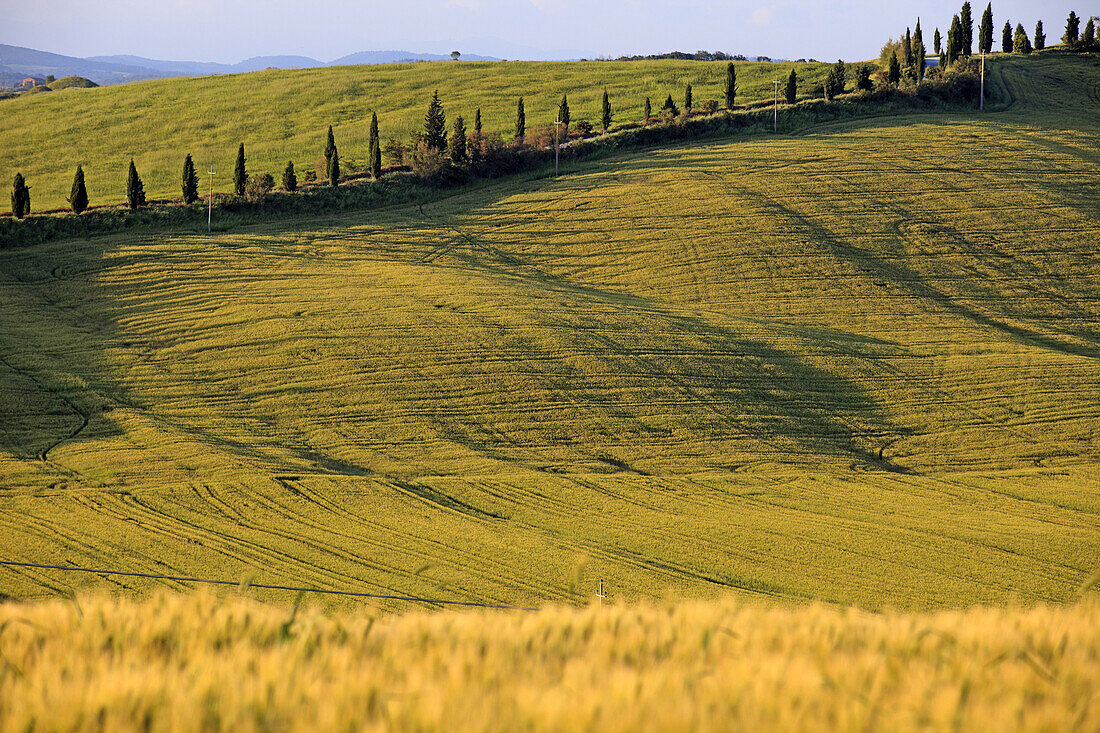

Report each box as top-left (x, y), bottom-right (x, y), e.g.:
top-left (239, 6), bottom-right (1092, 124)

top-left (0, 53), bottom-right (1097, 610)
top-left (0, 59), bottom-right (836, 210)
top-left (1, 592), bottom-right (1097, 732)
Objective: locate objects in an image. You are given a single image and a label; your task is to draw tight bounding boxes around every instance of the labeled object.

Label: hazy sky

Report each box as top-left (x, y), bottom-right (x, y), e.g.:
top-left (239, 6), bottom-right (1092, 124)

top-left (1, 1), bottom-right (1082, 62)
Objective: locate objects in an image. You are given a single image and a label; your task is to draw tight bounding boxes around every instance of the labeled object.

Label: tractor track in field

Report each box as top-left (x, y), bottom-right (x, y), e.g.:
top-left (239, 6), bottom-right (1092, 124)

top-left (0, 353), bottom-right (90, 466)
top-left (271, 476), bottom-right (571, 601)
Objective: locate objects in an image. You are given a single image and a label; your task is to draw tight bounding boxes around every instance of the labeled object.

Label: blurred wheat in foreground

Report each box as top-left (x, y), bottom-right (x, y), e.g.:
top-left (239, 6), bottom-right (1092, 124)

top-left (0, 593), bottom-right (1096, 731)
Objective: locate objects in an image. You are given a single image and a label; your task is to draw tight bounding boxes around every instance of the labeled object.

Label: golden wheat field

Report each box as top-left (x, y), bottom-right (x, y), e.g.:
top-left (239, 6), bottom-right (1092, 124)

top-left (0, 592), bottom-right (1098, 732)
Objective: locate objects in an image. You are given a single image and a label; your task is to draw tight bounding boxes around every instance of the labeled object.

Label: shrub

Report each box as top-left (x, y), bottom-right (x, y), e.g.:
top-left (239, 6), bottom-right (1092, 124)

top-left (383, 137), bottom-right (407, 168)
top-left (302, 170), bottom-right (317, 183)
top-left (244, 172), bottom-right (275, 202)
top-left (282, 161), bottom-right (297, 191)
top-left (411, 140), bottom-right (446, 180)
top-left (575, 120), bottom-right (593, 135)
top-left (702, 100), bottom-right (719, 114)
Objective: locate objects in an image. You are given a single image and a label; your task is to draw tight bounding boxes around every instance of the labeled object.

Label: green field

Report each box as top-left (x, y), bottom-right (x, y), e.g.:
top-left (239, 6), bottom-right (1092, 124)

top-left (0, 53), bottom-right (1098, 611)
top-left (1, 59), bottom-right (837, 211)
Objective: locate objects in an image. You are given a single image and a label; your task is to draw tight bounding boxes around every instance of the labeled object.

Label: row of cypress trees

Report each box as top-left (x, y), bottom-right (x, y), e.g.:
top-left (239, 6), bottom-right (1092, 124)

top-left (9, 111), bottom-right (388, 218)
top-left (920, 4), bottom-right (1094, 71)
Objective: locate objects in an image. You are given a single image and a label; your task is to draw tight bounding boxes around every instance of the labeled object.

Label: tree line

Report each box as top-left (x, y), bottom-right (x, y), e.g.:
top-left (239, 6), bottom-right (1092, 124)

top-left (13, 6), bottom-right (1092, 222)
top-left (884, 4), bottom-right (1098, 84)
top-left (10, 66), bottom-right (792, 218)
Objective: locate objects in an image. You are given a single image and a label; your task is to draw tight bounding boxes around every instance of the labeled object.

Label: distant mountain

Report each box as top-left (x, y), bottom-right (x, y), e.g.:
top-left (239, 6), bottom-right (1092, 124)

top-left (86, 54), bottom-right (326, 74)
top-left (329, 50), bottom-right (499, 65)
top-left (0, 44), bottom-right (161, 85)
top-left (1, 44), bottom-right (504, 88)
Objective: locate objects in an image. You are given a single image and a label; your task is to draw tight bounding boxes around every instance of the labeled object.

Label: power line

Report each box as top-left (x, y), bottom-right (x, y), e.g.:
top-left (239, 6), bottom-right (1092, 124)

top-left (0, 560), bottom-right (538, 611)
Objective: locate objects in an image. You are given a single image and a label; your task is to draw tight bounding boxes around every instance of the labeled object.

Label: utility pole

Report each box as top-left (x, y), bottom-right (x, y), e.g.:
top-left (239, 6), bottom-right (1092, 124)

top-left (980, 52), bottom-right (985, 110)
top-left (207, 169), bottom-right (215, 232)
top-left (555, 112), bottom-right (560, 177)
top-left (596, 579), bottom-right (607, 606)
top-left (773, 80), bottom-right (780, 132)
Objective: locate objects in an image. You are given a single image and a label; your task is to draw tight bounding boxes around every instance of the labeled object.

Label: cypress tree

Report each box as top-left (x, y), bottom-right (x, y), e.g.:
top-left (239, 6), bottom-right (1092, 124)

top-left (601, 88), bottom-right (612, 131)
top-left (723, 62), bottom-right (737, 108)
top-left (904, 27), bottom-right (913, 67)
top-left (424, 90), bottom-right (447, 152)
top-left (914, 19), bottom-right (923, 48)
top-left (11, 173), bottom-right (30, 219)
top-left (1083, 18), bottom-right (1096, 48)
top-left (644, 96), bottom-right (652, 120)
top-left (369, 112), bottom-right (381, 179)
top-left (960, 2), bottom-right (974, 55)
top-left (515, 97), bottom-right (525, 141)
top-left (324, 125), bottom-right (336, 163)
top-left (449, 115), bottom-right (467, 164)
top-left (328, 148), bottom-right (340, 186)
top-left (888, 53), bottom-right (901, 85)
top-left (282, 160), bottom-right (297, 191)
top-left (559, 94), bottom-right (570, 130)
top-left (856, 64), bottom-right (872, 91)
top-left (939, 50), bottom-right (947, 68)
top-left (979, 3), bottom-right (993, 53)
top-left (126, 158), bottom-right (145, 210)
top-left (1013, 23), bottom-right (1032, 54)
top-left (934, 28), bottom-right (942, 54)
top-left (1063, 12), bottom-right (1080, 47)
top-left (470, 108), bottom-right (482, 165)
top-left (181, 153), bottom-right (199, 204)
top-left (233, 143), bottom-right (246, 196)
top-left (914, 39), bottom-right (926, 80)
top-left (824, 59), bottom-right (846, 99)
top-left (785, 69), bottom-right (797, 104)
top-left (684, 84), bottom-right (693, 112)
top-left (947, 16), bottom-right (961, 64)
top-left (68, 165), bottom-right (88, 214)
top-left (1002, 21), bottom-right (1013, 53)
top-left (1034, 20), bottom-right (1046, 50)
top-left (661, 94), bottom-right (679, 117)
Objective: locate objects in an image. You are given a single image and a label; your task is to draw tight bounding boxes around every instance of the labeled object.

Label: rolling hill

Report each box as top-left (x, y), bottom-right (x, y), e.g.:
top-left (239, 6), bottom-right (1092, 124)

top-left (0, 52), bottom-right (1097, 611)
top-left (0, 57), bottom-right (837, 211)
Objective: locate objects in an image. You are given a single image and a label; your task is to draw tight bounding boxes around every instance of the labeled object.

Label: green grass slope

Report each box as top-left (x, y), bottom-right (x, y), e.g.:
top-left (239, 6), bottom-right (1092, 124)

top-left (0, 59), bottom-right (835, 210)
top-left (0, 53), bottom-right (1097, 610)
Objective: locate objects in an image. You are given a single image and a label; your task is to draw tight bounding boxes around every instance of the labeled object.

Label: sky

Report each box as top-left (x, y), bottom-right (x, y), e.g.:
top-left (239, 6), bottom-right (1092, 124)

top-left (0, 0), bottom-right (1084, 63)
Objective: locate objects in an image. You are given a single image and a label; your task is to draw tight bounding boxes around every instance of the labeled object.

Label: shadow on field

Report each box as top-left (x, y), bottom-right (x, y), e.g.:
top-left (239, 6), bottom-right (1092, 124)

top-left (404, 199), bottom-right (912, 474)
